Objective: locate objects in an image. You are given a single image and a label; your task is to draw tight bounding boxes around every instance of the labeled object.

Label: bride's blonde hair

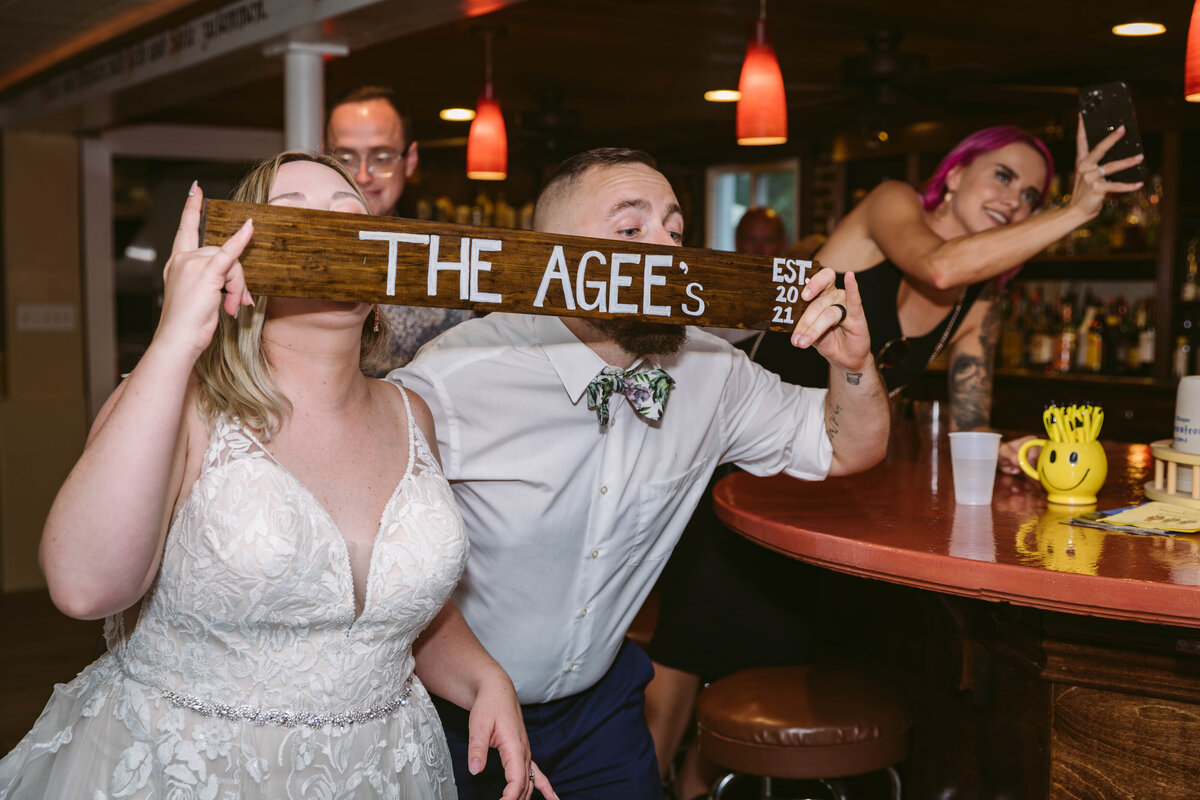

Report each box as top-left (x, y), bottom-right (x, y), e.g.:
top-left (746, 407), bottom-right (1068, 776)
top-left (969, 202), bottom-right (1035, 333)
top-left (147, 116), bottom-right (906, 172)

top-left (193, 151), bottom-right (390, 439)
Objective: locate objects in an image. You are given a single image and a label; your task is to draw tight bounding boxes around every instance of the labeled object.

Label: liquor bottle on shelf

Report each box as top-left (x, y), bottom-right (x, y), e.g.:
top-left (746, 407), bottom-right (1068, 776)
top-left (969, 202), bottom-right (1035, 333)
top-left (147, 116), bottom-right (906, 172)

top-left (1119, 191), bottom-right (1145, 252)
top-left (1135, 300), bottom-right (1155, 378)
top-left (1082, 304), bottom-right (1106, 374)
top-left (1183, 237), bottom-right (1200, 302)
top-left (471, 190), bottom-right (494, 227)
top-left (999, 288), bottom-right (1026, 369)
top-left (1175, 335), bottom-right (1193, 380)
top-left (494, 193), bottom-right (516, 229)
top-left (1145, 174), bottom-right (1163, 251)
top-left (1122, 299), bottom-right (1140, 376)
top-left (1178, 296), bottom-right (1200, 376)
top-left (1104, 296), bottom-right (1130, 377)
top-left (1108, 194), bottom-right (1129, 252)
top-left (1052, 295), bottom-right (1076, 373)
top-left (1093, 194), bottom-right (1120, 254)
top-left (519, 202), bottom-right (535, 230)
top-left (1026, 292), bottom-right (1054, 371)
top-left (1042, 176), bottom-right (1068, 256)
top-left (1075, 294), bottom-right (1100, 373)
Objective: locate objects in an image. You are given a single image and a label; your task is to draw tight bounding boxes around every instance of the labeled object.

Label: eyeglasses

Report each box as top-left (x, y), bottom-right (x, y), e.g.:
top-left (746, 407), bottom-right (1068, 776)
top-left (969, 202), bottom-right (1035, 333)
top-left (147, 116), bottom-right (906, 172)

top-left (329, 144), bottom-right (410, 179)
top-left (877, 336), bottom-right (910, 370)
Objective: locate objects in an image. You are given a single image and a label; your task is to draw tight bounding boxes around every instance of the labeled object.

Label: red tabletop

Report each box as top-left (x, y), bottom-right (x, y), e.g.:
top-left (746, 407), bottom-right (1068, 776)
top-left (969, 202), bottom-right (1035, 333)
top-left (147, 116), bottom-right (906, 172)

top-left (713, 425), bottom-right (1200, 629)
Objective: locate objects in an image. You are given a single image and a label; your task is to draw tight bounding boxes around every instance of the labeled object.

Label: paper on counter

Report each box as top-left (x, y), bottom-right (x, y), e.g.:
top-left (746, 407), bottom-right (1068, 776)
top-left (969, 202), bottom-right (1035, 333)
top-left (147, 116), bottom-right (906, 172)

top-left (1094, 501), bottom-right (1200, 533)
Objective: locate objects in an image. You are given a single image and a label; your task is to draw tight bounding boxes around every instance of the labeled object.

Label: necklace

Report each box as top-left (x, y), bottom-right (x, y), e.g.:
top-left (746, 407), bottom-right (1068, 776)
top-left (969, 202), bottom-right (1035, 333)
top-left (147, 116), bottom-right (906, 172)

top-left (924, 286), bottom-right (968, 366)
top-left (885, 285), bottom-right (968, 398)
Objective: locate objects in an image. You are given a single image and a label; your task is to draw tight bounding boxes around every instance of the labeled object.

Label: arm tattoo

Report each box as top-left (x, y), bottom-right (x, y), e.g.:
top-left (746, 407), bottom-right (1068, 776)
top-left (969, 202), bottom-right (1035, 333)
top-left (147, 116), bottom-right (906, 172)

top-left (950, 289), bottom-right (999, 430)
top-left (826, 402), bottom-right (843, 441)
top-left (949, 355), bottom-right (989, 429)
top-left (977, 286), bottom-right (1001, 365)
top-left (845, 371), bottom-right (862, 386)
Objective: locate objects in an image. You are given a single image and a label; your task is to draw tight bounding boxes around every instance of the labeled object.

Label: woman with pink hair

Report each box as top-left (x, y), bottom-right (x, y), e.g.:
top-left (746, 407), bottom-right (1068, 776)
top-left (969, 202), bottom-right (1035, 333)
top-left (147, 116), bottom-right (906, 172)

top-left (646, 119), bottom-right (1143, 800)
top-left (753, 119), bottom-right (1142, 469)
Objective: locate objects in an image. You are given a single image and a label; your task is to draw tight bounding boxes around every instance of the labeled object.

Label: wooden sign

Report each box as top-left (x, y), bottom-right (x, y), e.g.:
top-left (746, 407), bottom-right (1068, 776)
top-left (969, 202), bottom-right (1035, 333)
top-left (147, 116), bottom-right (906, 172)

top-left (199, 199), bottom-right (820, 332)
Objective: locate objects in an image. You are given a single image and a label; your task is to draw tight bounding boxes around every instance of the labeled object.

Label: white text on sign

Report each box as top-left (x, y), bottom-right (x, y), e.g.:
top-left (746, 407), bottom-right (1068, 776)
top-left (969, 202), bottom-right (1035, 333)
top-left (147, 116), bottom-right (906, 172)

top-left (770, 258), bottom-right (810, 327)
top-left (359, 231), bottom-right (708, 319)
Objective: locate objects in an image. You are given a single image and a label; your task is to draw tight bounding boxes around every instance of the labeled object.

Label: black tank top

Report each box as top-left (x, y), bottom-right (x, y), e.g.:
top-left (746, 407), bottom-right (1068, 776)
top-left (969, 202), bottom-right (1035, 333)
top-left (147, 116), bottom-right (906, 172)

top-left (747, 258), bottom-right (986, 391)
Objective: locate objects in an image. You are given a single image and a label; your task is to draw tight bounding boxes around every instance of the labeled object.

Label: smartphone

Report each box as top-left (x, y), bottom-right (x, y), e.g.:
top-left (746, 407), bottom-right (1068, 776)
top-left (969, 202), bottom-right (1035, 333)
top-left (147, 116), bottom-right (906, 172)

top-left (1078, 81), bottom-right (1148, 183)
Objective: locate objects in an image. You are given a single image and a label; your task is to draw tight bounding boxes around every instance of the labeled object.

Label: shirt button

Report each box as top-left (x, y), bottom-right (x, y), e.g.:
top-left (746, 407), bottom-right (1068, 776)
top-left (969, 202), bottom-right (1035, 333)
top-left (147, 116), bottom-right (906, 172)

top-left (590, 549), bottom-right (600, 559)
top-left (578, 608), bottom-right (588, 618)
top-left (565, 664), bottom-right (576, 673)
top-left (599, 485), bottom-right (608, 494)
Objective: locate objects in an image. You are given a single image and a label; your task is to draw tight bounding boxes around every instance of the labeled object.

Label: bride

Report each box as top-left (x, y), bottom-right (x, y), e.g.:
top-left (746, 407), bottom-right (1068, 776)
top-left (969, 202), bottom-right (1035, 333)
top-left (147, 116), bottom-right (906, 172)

top-left (0, 152), bottom-right (553, 800)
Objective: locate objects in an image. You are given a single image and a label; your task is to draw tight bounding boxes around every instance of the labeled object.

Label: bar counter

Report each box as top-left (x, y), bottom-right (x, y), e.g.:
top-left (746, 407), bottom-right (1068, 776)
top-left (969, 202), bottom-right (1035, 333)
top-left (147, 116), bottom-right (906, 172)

top-left (714, 428), bottom-right (1200, 629)
top-left (713, 424), bottom-right (1200, 799)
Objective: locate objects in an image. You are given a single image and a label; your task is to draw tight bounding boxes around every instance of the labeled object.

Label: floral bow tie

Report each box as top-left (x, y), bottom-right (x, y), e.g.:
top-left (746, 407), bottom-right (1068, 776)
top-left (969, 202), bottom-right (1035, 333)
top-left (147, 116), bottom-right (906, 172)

top-left (585, 366), bottom-right (675, 429)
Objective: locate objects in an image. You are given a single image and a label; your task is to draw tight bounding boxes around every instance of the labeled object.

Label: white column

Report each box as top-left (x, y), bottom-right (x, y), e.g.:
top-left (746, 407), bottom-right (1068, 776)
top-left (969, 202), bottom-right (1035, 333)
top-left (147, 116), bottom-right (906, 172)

top-left (266, 41), bottom-right (349, 152)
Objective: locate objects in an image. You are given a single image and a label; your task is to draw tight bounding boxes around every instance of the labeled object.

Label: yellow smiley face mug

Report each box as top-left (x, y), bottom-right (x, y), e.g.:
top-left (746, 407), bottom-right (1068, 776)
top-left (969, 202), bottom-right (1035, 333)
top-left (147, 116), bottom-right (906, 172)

top-left (1018, 403), bottom-right (1108, 505)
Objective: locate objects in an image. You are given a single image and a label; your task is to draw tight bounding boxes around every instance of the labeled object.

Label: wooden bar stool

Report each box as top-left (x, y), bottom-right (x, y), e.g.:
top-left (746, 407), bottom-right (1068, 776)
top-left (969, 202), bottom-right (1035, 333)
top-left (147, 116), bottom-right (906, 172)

top-left (695, 660), bottom-right (911, 800)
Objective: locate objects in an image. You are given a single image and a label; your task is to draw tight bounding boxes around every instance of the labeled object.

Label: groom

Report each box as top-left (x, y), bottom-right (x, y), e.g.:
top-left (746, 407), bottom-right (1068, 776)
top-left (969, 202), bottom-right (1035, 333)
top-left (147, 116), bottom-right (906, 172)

top-left (397, 147), bottom-right (889, 798)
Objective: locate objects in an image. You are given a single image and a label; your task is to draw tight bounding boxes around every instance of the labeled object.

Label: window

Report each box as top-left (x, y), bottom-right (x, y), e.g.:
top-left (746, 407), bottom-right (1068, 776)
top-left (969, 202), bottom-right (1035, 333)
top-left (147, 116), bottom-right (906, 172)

top-left (705, 159), bottom-right (799, 251)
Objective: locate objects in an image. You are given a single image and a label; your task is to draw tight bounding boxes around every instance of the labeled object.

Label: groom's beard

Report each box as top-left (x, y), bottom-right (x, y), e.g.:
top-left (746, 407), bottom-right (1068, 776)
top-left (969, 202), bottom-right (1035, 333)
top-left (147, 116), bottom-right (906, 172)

top-left (586, 319), bottom-right (688, 357)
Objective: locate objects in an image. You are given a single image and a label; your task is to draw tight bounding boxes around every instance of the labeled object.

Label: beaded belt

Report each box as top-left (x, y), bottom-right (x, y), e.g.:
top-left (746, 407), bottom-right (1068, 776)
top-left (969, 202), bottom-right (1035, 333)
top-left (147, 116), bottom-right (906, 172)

top-left (160, 676), bottom-right (414, 729)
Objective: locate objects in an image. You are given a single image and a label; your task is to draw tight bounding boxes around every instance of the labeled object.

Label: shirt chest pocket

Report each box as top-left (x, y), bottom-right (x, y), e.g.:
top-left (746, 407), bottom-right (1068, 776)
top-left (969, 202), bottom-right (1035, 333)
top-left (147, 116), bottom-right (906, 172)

top-left (633, 458), bottom-right (714, 565)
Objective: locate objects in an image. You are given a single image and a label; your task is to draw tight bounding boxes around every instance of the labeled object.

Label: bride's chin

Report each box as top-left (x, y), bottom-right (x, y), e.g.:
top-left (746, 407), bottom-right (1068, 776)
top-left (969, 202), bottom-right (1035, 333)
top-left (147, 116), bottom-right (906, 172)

top-left (269, 297), bottom-right (368, 317)
top-left (265, 297), bottom-right (367, 328)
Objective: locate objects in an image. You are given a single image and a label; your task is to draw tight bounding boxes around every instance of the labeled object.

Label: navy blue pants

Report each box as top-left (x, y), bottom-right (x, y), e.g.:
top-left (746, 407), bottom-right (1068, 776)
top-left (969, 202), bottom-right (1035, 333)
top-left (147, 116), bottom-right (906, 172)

top-left (432, 639), bottom-right (662, 799)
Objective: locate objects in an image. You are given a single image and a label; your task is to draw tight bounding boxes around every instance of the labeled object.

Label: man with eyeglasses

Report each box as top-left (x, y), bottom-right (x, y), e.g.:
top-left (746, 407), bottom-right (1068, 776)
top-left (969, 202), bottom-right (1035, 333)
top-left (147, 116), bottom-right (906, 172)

top-left (326, 84), bottom-right (475, 370)
top-left (326, 85), bottom-right (418, 217)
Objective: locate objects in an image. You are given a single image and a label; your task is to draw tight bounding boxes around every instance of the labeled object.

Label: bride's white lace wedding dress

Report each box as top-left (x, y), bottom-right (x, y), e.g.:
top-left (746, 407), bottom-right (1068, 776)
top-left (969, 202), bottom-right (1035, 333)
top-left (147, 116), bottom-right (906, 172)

top-left (0, 386), bottom-right (467, 799)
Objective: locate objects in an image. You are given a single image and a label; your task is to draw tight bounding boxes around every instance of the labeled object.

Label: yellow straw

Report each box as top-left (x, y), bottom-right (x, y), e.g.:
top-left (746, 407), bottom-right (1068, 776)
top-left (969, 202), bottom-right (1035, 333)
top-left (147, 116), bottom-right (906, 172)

top-left (1043, 408), bottom-right (1057, 441)
top-left (1045, 406), bottom-right (1066, 442)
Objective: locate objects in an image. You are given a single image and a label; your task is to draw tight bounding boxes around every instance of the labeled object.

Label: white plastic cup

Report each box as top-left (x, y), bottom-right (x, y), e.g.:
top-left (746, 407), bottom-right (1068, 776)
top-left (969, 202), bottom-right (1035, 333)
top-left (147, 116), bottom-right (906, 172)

top-left (948, 432), bottom-right (1002, 505)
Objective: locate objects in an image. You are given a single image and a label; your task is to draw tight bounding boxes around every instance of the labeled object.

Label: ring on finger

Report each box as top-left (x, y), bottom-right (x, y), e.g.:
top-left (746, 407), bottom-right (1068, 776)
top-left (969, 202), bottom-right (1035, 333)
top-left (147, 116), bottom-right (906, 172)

top-left (529, 767), bottom-right (535, 782)
top-left (1097, 165), bottom-right (1106, 178)
top-left (831, 303), bottom-right (848, 326)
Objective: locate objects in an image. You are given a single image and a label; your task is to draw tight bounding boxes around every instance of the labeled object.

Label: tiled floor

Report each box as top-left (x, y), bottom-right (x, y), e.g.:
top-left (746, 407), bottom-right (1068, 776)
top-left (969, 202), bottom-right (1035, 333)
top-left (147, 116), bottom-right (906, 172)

top-left (0, 590), bottom-right (103, 752)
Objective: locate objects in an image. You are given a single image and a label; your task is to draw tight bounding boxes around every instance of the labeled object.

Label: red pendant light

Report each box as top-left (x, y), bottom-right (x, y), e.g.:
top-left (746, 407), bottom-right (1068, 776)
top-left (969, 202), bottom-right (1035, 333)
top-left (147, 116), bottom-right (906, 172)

top-left (737, 1), bottom-right (787, 145)
top-left (467, 30), bottom-right (508, 180)
top-left (1187, 0), bottom-right (1200, 101)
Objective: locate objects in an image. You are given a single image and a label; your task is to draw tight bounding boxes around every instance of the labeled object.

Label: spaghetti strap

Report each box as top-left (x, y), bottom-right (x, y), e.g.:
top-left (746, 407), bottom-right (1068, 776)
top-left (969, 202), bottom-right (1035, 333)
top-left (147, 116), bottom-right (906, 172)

top-left (395, 383), bottom-right (417, 469)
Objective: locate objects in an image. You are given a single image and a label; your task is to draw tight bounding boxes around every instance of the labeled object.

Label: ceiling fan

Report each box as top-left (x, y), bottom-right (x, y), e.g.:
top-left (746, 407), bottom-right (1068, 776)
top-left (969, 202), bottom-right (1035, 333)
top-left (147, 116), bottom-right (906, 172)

top-left (512, 88), bottom-right (582, 153)
top-left (787, 27), bottom-right (1078, 132)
